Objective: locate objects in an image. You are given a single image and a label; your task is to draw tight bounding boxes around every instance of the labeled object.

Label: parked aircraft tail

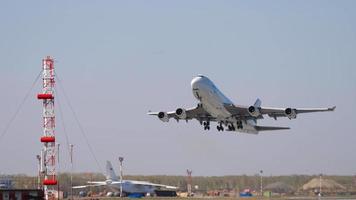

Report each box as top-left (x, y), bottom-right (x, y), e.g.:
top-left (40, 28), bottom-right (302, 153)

top-left (106, 161), bottom-right (118, 181)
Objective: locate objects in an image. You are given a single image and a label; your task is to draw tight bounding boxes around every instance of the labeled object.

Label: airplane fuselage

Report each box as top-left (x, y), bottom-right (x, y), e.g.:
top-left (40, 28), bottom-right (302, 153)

top-left (108, 181), bottom-right (156, 195)
top-left (191, 75), bottom-right (257, 133)
top-left (191, 75), bottom-right (232, 119)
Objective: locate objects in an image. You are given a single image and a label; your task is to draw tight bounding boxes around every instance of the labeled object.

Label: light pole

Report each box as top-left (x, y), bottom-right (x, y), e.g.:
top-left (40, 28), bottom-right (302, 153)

top-left (319, 173), bottom-right (322, 199)
top-left (57, 144), bottom-right (60, 200)
top-left (186, 170), bottom-right (192, 197)
top-left (260, 170), bottom-right (263, 197)
top-left (119, 157), bottom-right (124, 198)
top-left (36, 155), bottom-right (41, 189)
top-left (70, 144), bottom-right (74, 200)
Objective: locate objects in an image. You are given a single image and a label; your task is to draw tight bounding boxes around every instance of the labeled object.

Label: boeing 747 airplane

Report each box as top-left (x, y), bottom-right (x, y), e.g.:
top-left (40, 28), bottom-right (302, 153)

top-left (148, 75), bottom-right (335, 134)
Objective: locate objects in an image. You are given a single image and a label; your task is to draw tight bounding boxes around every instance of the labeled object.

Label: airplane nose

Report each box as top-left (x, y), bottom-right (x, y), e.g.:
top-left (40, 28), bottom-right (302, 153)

top-left (191, 76), bottom-right (203, 89)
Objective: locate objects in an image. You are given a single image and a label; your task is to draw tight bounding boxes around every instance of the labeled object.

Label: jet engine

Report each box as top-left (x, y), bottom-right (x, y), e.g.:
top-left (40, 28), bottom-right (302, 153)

top-left (285, 108), bottom-right (297, 119)
top-left (158, 112), bottom-right (169, 122)
top-left (248, 106), bottom-right (261, 117)
top-left (175, 108), bottom-right (187, 119)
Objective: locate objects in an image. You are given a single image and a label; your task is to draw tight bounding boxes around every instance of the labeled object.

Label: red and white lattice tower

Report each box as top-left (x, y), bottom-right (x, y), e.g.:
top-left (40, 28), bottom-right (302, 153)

top-left (37, 56), bottom-right (57, 200)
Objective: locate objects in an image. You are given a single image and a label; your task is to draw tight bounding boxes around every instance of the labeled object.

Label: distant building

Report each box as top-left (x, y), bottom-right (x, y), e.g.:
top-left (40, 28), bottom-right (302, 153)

top-left (0, 177), bottom-right (13, 189)
top-left (0, 189), bottom-right (44, 200)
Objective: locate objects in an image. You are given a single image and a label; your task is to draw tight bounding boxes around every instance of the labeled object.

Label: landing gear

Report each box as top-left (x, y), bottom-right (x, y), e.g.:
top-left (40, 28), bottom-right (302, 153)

top-left (236, 121), bottom-right (243, 129)
top-left (227, 124), bottom-right (235, 131)
top-left (217, 122), bottom-right (224, 131)
top-left (203, 121), bottom-right (210, 130)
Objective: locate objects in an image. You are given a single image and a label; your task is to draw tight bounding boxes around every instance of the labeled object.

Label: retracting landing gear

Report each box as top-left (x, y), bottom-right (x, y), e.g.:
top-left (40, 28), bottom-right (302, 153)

top-left (203, 121), bottom-right (210, 130)
top-left (217, 122), bottom-right (224, 132)
top-left (227, 123), bottom-right (235, 131)
top-left (236, 121), bottom-right (243, 129)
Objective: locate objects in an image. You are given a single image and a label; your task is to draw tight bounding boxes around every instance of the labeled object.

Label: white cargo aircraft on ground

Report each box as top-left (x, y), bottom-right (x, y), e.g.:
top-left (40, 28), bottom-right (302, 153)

top-left (73, 161), bottom-right (178, 195)
top-left (148, 75), bottom-right (335, 134)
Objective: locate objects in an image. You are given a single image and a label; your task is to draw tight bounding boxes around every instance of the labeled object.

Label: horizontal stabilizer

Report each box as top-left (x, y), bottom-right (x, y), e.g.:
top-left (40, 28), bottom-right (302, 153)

top-left (147, 111), bottom-right (159, 116)
top-left (255, 126), bottom-right (290, 132)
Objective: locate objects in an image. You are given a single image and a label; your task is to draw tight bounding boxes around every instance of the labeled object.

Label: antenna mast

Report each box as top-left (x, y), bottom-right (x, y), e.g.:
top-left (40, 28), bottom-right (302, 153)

top-left (37, 56), bottom-right (57, 200)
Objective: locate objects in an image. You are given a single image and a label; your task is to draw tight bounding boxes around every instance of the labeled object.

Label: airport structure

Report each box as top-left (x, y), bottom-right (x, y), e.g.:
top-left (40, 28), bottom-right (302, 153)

top-left (0, 176), bottom-right (13, 189)
top-left (0, 189), bottom-right (44, 200)
top-left (37, 56), bottom-right (57, 200)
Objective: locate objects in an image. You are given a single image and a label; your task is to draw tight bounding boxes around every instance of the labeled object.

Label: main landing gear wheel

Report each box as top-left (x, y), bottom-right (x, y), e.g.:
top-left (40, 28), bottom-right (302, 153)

top-left (217, 125), bottom-right (224, 131)
top-left (236, 121), bottom-right (243, 129)
top-left (228, 124), bottom-right (235, 131)
top-left (203, 121), bottom-right (210, 130)
top-left (217, 123), bottom-right (224, 131)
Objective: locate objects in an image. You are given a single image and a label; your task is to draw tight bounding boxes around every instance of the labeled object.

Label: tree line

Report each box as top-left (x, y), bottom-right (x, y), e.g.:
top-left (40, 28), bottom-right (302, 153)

top-left (5, 173), bottom-right (355, 194)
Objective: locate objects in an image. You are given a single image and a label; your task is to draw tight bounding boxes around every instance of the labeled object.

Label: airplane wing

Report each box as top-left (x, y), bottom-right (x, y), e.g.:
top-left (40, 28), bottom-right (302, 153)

top-left (127, 180), bottom-right (178, 190)
top-left (261, 106), bottom-right (336, 119)
top-left (148, 105), bottom-right (214, 122)
top-left (74, 180), bottom-right (178, 190)
top-left (225, 104), bottom-right (335, 120)
top-left (73, 181), bottom-right (125, 189)
top-left (72, 181), bottom-right (107, 189)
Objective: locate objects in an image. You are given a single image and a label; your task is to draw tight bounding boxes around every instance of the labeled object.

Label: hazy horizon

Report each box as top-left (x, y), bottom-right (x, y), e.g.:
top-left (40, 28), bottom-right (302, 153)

top-left (1, 171), bottom-right (355, 177)
top-left (0, 1), bottom-right (355, 176)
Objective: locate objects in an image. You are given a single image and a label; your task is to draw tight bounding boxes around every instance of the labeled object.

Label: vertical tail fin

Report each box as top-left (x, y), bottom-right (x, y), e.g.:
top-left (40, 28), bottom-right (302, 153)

top-left (254, 98), bottom-right (262, 107)
top-left (106, 161), bottom-right (118, 181)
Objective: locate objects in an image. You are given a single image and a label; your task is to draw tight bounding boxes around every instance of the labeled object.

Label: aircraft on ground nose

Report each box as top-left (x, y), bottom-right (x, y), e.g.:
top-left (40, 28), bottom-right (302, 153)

top-left (148, 75), bottom-right (335, 134)
top-left (73, 161), bottom-right (178, 195)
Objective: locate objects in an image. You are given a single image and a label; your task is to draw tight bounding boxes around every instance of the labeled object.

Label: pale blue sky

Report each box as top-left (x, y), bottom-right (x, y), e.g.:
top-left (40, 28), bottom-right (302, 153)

top-left (0, 1), bottom-right (355, 176)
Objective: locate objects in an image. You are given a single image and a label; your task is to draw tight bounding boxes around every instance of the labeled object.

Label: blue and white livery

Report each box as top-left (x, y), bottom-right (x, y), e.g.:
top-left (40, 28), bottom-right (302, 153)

top-left (73, 161), bottom-right (178, 196)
